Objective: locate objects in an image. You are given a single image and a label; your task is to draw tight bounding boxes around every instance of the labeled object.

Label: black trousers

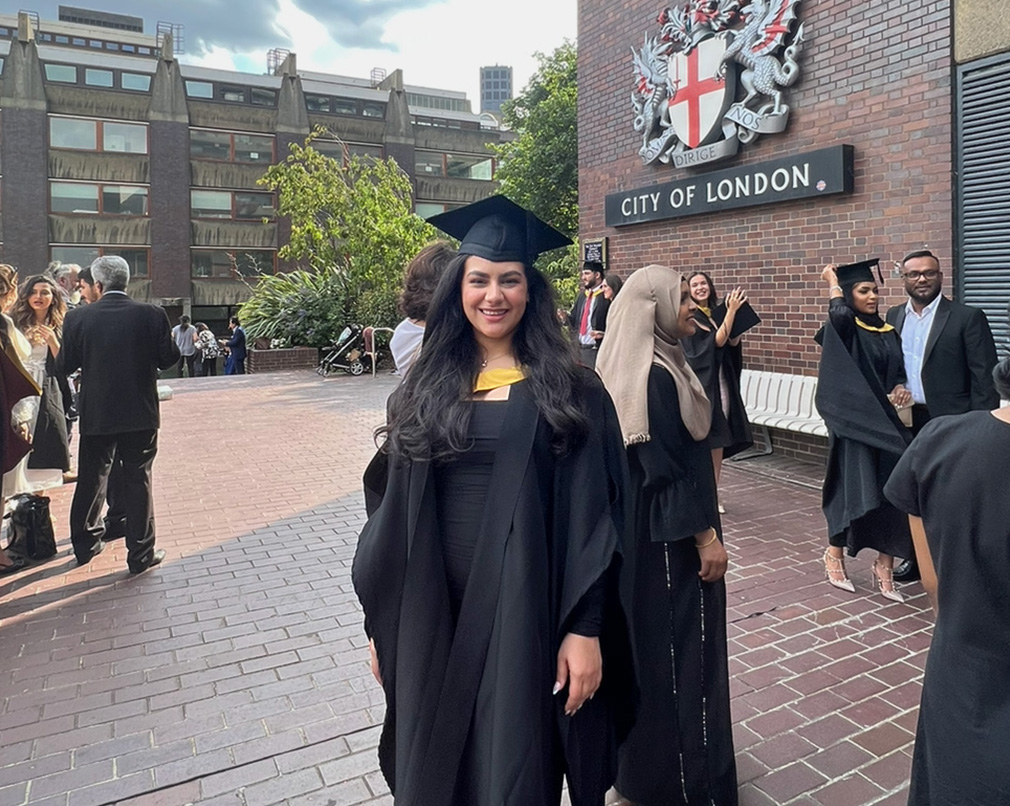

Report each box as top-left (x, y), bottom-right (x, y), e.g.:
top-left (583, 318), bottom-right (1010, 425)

top-left (104, 453), bottom-right (127, 539)
top-left (71, 430), bottom-right (159, 572)
top-left (177, 353), bottom-right (197, 378)
top-left (911, 404), bottom-right (931, 437)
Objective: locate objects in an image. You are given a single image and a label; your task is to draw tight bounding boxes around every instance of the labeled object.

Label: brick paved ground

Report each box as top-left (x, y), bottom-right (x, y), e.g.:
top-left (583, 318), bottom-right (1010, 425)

top-left (0, 371), bottom-right (930, 806)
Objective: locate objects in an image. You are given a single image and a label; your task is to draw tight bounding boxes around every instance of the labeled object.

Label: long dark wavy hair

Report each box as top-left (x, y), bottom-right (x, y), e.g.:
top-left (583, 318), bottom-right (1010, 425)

top-left (383, 253), bottom-right (589, 460)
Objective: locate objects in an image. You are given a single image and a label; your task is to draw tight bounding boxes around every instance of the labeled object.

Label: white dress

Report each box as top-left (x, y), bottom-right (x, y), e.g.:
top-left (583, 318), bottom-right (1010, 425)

top-left (2, 319), bottom-right (63, 502)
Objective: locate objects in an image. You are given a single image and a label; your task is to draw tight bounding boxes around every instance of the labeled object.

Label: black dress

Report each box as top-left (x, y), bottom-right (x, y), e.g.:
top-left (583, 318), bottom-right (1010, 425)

top-left (816, 299), bottom-right (911, 558)
top-left (616, 365), bottom-right (737, 806)
top-left (884, 411), bottom-right (1010, 806)
top-left (683, 310), bottom-right (753, 458)
top-left (354, 373), bottom-right (636, 806)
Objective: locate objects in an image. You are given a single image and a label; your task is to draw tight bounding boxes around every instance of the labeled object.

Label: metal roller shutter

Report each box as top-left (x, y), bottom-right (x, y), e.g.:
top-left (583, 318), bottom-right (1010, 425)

top-left (957, 53), bottom-right (1010, 355)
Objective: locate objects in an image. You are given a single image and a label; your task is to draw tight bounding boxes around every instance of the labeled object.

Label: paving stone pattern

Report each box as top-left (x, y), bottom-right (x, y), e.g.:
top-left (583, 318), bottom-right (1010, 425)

top-left (0, 371), bottom-right (931, 805)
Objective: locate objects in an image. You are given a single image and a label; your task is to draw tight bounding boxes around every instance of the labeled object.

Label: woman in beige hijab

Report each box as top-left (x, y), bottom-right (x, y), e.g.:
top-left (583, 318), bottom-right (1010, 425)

top-left (598, 265), bottom-right (737, 806)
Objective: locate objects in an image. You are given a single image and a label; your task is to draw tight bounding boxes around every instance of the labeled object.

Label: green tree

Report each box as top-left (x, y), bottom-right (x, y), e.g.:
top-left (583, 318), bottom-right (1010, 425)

top-left (245, 130), bottom-right (438, 344)
top-left (491, 41), bottom-right (580, 302)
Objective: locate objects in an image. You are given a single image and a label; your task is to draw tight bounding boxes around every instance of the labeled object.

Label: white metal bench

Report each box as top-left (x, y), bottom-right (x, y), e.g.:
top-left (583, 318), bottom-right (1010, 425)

top-left (736, 370), bottom-right (828, 457)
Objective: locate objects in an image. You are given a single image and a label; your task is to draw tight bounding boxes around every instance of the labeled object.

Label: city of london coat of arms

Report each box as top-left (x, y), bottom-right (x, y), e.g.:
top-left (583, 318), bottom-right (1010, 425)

top-left (632, 0), bottom-right (804, 168)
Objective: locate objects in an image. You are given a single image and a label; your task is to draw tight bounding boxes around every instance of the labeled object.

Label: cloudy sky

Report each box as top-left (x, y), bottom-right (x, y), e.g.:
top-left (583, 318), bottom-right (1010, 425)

top-left (36, 0), bottom-right (577, 103)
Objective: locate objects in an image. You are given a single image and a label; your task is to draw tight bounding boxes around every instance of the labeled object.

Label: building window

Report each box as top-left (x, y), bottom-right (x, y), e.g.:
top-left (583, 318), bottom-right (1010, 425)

top-left (44, 64), bottom-right (78, 83)
top-left (190, 130), bottom-right (274, 163)
top-left (362, 103), bottom-right (385, 118)
top-left (251, 88), bottom-right (276, 107)
top-left (51, 246), bottom-right (150, 277)
top-left (305, 94), bottom-right (330, 113)
top-left (84, 69), bottom-right (114, 88)
top-left (185, 81), bottom-right (214, 99)
top-left (191, 249), bottom-right (276, 278)
top-left (446, 154), bottom-right (493, 180)
top-left (49, 118), bottom-right (148, 153)
top-left (121, 73), bottom-right (151, 92)
top-left (415, 151), bottom-right (444, 175)
top-left (332, 98), bottom-right (358, 115)
top-left (415, 202), bottom-right (446, 218)
top-left (219, 85), bottom-right (246, 103)
top-left (190, 190), bottom-right (273, 219)
top-left (51, 182), bottom-right (148, 215)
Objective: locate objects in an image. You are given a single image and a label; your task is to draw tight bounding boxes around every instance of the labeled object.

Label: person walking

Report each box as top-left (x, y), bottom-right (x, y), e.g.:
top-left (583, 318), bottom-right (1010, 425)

top-left (58, 256), bottom-right (180, 573)
top-left (194, 323), bottom-right (220, 376)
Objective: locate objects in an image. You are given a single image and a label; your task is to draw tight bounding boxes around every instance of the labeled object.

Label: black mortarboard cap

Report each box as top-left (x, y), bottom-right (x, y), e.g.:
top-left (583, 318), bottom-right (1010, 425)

top-left (835, 258), bottom-right (883, 287)
top-left (426, 195), bottom-right (571, 265)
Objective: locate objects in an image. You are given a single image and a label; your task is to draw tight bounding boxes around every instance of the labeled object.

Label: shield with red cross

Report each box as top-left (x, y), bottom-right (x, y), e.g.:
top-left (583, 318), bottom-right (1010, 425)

top-left (667, 35), bottom-right (735, 149)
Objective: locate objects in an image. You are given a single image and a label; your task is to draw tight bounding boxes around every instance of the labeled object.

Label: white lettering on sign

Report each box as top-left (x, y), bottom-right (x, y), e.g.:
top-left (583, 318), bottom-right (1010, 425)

top-left (669, 185), bottom-right (697, 209)
top-left (704, 162), bottom-right (813, 205)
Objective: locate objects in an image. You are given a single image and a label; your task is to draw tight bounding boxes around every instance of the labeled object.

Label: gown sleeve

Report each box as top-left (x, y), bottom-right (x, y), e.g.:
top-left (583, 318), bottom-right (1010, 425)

top-left (827, 297), bottom-right (857, 350)
top-left (630, 367), bottom-right (714, 542)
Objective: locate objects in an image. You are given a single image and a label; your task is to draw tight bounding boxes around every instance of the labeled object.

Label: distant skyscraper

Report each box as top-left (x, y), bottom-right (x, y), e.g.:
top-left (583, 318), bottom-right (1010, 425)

top-left (480, 65), bottom-right (513, 116)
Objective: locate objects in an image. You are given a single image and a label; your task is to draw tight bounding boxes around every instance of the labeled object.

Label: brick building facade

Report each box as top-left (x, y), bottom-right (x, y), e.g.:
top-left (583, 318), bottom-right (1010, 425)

top-left (578, 1), bottom-right (957, 376)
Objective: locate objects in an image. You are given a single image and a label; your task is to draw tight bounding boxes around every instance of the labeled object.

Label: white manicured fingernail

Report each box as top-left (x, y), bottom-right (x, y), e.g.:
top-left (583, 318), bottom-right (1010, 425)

top-left (552, 682), bottom-right (562, 695)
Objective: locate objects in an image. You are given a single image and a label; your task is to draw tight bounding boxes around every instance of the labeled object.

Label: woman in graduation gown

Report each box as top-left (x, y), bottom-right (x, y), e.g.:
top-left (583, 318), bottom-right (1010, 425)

top-left (598, 265), bottom-right (737, 806)
top-left (815, 261), bottom-right (912, 602)
top-left (883, 357), bottom-right (1010, 806)
top-left (683, 272), bottom-right (753, 502)
top-left (353, 196), bottom-right (635, 806)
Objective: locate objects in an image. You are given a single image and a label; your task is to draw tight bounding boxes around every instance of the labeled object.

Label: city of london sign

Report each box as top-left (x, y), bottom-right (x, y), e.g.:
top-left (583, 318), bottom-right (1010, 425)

top-left (632, 0), bottom-right (804, 169)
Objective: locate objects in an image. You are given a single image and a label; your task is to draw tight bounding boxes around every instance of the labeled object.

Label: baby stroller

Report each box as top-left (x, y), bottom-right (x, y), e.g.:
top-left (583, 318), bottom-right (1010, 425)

top-left (317, 325), bottom-right (365, 376)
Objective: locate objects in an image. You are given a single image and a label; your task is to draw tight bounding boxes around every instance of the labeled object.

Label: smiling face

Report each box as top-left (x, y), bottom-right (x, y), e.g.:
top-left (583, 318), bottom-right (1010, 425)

top-left (850, 281), bottom-right (879, 316)
top-left (688, 273), bottom-right (711, 305)
top-left (901, 255), bottom-right (942, 307)
top-left (28, 281), bottom-right (55, 317)
top-left (460, 255), bottom-right (528, 354)
top-left (602, 280), bottom-right (614, 300)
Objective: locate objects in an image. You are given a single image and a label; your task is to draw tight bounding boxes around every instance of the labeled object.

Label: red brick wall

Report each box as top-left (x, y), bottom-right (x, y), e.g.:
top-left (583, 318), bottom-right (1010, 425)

top-left (578, 1), bottom-right (954, 374)
top-left (248, 347), bottom-right (318, 373)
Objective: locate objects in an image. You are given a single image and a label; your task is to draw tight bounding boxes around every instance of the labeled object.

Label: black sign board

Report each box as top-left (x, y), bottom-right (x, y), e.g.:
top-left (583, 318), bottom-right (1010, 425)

top-left (583, 238), bottom-right (608, 266)
top-left (605, 145), bottom-right (854, 227)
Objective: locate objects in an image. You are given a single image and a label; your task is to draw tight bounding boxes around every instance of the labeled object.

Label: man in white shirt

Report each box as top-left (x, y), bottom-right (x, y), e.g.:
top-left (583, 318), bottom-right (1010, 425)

top-left (561, 262), bottom-right (610, 369)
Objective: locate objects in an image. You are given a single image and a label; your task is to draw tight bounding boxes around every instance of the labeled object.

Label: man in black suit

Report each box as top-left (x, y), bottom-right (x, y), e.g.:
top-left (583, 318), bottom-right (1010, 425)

top-left (560, 261), bottom-right (610, 369)
top-left (59, 256), bottom-right (180, 573)
top-left (221, 316), bottom-right (247, 374)
top-left (886, 249), bottom-right (999, 580)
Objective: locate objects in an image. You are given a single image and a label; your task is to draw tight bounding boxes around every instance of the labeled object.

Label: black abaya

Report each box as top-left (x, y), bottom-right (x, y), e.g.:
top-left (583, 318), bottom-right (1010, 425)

top-left (615, 365), bottom-right (737, 806)
top-left (353, 372), bottom-right (635, 806)
top-left (885, 411), bottom-right (1010, 806)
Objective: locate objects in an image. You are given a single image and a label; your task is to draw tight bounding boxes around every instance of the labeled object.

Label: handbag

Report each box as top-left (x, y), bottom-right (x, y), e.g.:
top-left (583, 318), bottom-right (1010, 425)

top-left (6, 494), bottom-right (58, 561)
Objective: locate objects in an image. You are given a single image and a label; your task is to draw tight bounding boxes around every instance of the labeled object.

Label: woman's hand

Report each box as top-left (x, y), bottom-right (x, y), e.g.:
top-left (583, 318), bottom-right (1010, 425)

top-left (696, 529), bottom-right (728, 582)
top-left (889, 384), bottom-right (912, 407)
top-left (36, 324), bottom-right (60, 355)
top-left (17, 422), bottom-right (31, 443)
top-left (821, 264), bottom-right (838, 284)
top-left (725, 286), bottom-right (747, 314)
top-left (555, 633), bottom-right (602, 716)
top-left (369, 638), bottom-right (382, 686)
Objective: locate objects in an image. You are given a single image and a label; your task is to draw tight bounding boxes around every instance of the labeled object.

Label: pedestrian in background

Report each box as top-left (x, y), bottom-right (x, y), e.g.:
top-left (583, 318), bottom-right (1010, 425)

top-left (389, 240), bottom-right (457, 377)
top-left (195, 323), bottom-right (220, 376)
top-left (171, 315), bottom-right (198, 378)
top-left (59, 256), bottom-right (179, 573)
top-left (561, 261), bottom-right (609, 369)
top-left (221, 316), bottom-right (246, 375)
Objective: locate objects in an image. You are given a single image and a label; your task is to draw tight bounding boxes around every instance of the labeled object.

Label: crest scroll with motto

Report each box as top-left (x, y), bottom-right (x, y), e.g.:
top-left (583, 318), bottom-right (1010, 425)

top-left (632, 0), bottom-right (804, 168)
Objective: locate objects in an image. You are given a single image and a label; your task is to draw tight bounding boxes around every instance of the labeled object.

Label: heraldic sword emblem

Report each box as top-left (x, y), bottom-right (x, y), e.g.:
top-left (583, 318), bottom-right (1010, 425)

top-left (632, 0), bottom-right (805, 168)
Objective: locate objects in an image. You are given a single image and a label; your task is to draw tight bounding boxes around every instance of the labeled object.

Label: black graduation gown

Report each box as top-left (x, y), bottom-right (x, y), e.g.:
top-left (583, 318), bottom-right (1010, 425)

top-left (815, 300), bottom-right (912, 557)
top-left (682, 311), bottom-right (753, 458)
top-left (884, 412), bottom-right (1010, 806)
top-left (616, 366), bottom-right (737, 806)
top-left (353, 372), bottom-right (636, 806)
top-left (1, 345), bottom-right (39, 475)
top-left (28, 350), bottom-right (70, 472)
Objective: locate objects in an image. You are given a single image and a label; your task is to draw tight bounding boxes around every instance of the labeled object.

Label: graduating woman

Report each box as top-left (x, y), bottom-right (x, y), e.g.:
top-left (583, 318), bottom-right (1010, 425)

top-left (598, 265), bottom-right (737, 806)
top-left (353, 196), bottom-right (635, 806)
top-left (683, 272), bottom-right (753, 507)
top-left (815, 261), bottom-right (912, 602)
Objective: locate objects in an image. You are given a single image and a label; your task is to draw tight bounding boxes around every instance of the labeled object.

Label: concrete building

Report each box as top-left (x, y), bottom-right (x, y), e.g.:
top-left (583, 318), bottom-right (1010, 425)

top-left (578, 1), bottom-right (1010, 458)
top-left (480, 64), bottom-right (513, 116)
top-left (0, 9), bottom-right (505, 328)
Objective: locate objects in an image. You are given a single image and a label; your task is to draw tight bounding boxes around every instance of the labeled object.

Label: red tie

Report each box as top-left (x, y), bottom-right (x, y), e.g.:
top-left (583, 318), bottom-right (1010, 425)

top-left (579, 291), bottom-right (592, 337)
